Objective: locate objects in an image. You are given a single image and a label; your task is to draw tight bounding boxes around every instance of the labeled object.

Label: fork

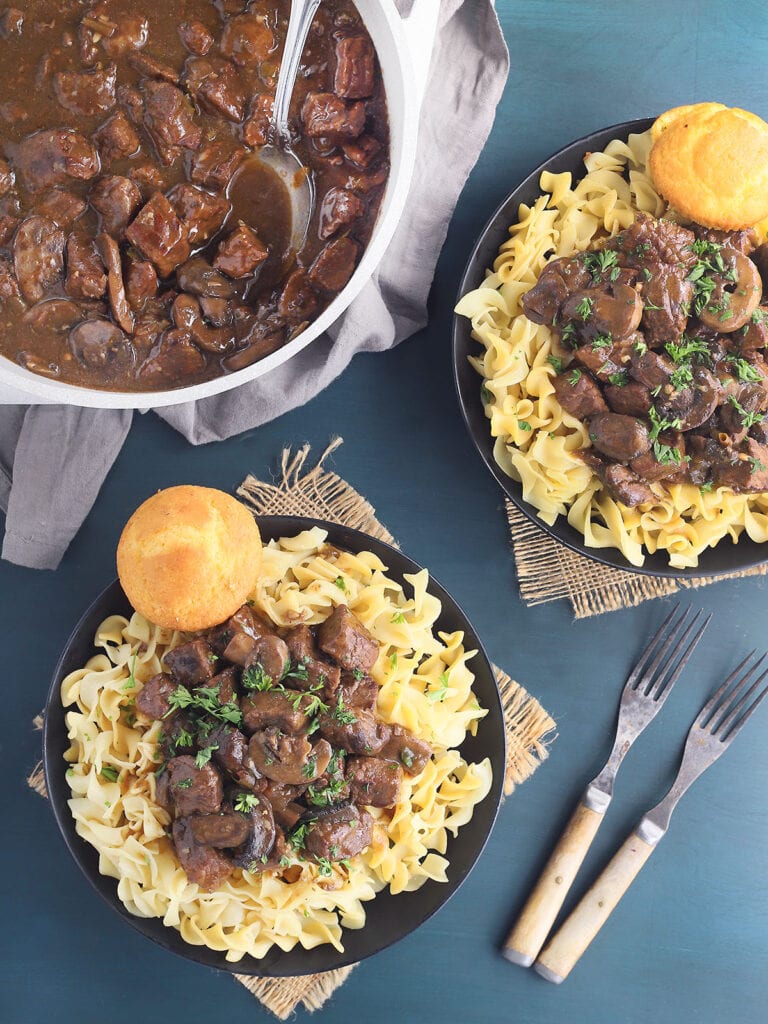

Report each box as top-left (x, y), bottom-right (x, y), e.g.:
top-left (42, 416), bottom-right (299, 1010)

top-left (534, 651), bottom-right (768, 983)
top-left (503, 606), bottom-right (709, 967)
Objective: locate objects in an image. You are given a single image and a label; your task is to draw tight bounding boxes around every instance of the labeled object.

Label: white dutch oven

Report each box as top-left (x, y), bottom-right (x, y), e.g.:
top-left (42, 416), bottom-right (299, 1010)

top-left (0, 0), bottom-right (436, 408)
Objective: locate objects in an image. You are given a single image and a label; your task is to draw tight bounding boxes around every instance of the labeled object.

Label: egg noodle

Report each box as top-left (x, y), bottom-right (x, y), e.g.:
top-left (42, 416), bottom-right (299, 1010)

top-left (455, 130), bottom-right (768, 568)
top-left (61, 528), bottom-right (493, 960)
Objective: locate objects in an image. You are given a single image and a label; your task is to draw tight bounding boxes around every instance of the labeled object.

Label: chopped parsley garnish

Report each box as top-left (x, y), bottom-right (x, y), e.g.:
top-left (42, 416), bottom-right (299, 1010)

top-left (285, 659), bottom-right (309, 682)
top-left (607, 371), bottom-right (629, 387)
top-left (234, 792), bottom-right (259, 814)
top-left (644, 301), bottom-right (663, 311)
top-left (173, 727), bottom-right (194, 751)
top-left (400, 750), bottom-right (414, 769)
top-left (120, 653), bottom-right (138, 690)
top-left (725, 356), bottom-right (762, 383)
top-left (749, 456), bottom-right (767, 474)
top-left (242, 664), bottom-right (273, 691)
top-left (302, 756), bottom-right (318, 779)
top-left (316, 857), bottom-right (334, 877)
top-left (665, 335), bottom-right (710, 364)
top-left (583, 249), bottom-right (618, 279)
top-left (331, 695), bottom-right (357, 725)
top-left (560, 322), bottom-right (577, 346)
top-left (288, 820), bottom-right (314, 850)
top-left (334, 576), bottom-right (347, 592)
top-left (517, 419), bottom-right (532, 432)
top-left (728, 394), bottom-right (765, 429)
top-left (278, 855), bottom-right (293, 868)
top-left (391, 612), bottom-right (406, 624)
top-left (100, 765), bottom-right (120, 783)
top-left (389, 651), bottom-right (398, 670)
top-left (751, 308), bottom-right (768, 325)
top-left (307, 778), bottom-right (346, 807)
top-left (480, 384), bottom-right (493, 404)
top-left (174, 777), bottom-right (193, 790)
top-left (669, 363), bottom-right (694, 391)
top-left (302, 691), bottom-right (329, 718)
top-left (634, 338), bottom-right (648, 356)
top-left (547, 355), bottom-right (564, 373)
top-left (352, 668), bottom-right (364, 682)
top-left (166, 684), bottom-right (243, 727)
top-left (575, 295), bottom-right (593, 321)
top-left (591, 333), bottom-right (612, 350)
top-left (567, 368), bottom-right (582, 386)
top-left (700, 481), bottom-right (714, 494)
top-left (427, 672), bottom-right (450, 703)
top-left (194, 744), bottom-right (219, 769)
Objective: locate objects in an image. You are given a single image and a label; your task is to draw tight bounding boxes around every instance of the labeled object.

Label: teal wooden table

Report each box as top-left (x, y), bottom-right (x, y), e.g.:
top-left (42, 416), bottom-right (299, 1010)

top-left (3, 2), bottom-right (768, 1022)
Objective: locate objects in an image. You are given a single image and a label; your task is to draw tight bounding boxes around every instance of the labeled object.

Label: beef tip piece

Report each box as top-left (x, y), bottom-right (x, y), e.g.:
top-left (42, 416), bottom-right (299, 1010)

top-left (346, 756), bottom-right (403, 807)
top-left (641, 264), bottom-right (694, 346)
top-left (167, 184), bottom-right (230, 245)
top-left (208, 666), bottom-right (238, 706)
top-left (0, 257), bottom-right (25, 313)
top-left (583, 452), bottom-right (655, 507)
top-left (241, 690), bottom-right (310, 735)
top-left (243, 94), bottom-right (273, 147)
top-left (197, 62), bottom-right (247, 123)
top-left (90, 175), bottom-right (141, 240)
top-left (587, 413), bottom-right (651, 462)
top-left (220, 14), bottom-right (275, 66)
top-left (334, 35), bottom-right (375, 99)
top-left (124, 258), bottom-right (158, 310)
top-left (166, 755), bottom-right (223, 816)
top-left (141, 81), bottom-right (202, 164)
top-left (378, 725), bottom-right (432, 775)
top-left (335, 670), bottom-right (379, 712)
top-left (659, 366), bottom-right (721, 431)
top-left (230, 794), bottom-right (277, 870)
top-left (138, 330), bottom-right (206, 384)
top-left (304, 804), bottom-right (373, 861)
top-left (14, 129), bottom-right (100, 193)
top-left (128, 52), bottom-right (179, 84)
top-left (37, 189), bottom-right (86, 229)
top-left (630, 432), bottom-right (686, 482)
top-left (604, 379), bottom-right (652, 417)
top-left (277, 269), bottom-right (319, 323)
top-left (521, 255), bottom-right (593, 327)
top-left (309, 237), bottom-right (358, 293)
top-left (164, 638), bottom-right (216, 685)
top-left (0, 199), bottom-right (20, 247)
top-left (607, 215), bottom-right (697, 269)
top-left (125, 193), bottom-right (191, 278)
top-left (190, 140), bottom-right (246, 190)
top-left (284, 625), bottom-right (319, 662)
top-left (342, 135), bottom-right (382, 169)
top-left (188, 812), bottom-right (250, 848)
top-left (319, 185), bottom-right (364, 238)
top-left (54, 64), bottom-right (117, 117)
top-left (245, 634), bottom-right (291, 682)
top-left (98, 232), bottom-right (135, 334)
top-left (69, 318), bottom-right (130, 369)
top-left (135, 672), bottom-right (176, 719)
top-left (99, 13), bottom-right (149, 57)
top-left (13, 216), bottom-right (65, 303)
top-left (179, 21), bottom-right (213, 56)
top-left (302, 92), bottom-right (366, 139)
top-left (209, 724), bottom-right (257, 788)
top-left (0, 157), bottom-right (14, 196)
top-left (553, 370), bottom-right (608, 419)
top-left (713, 438), bottom-right (768, 492)
top-left (213, 223), bottom-right (268, 278)
top-left (630, 347), bottom-right (674, 390)
top-left (94, 111), bottom-right (141, 164)
top-left (117, 83), bottom-right (144, 125)
top-left (172, 817), bottom-right (232, 890)
top-left (318, 709), bottom-right (389, 756)
top-left (0, 8), bottom-right (23, 38)
top-left (284, 626), bottom-right (341, 693)
top-left (318, 605), bottom-right (379, 672)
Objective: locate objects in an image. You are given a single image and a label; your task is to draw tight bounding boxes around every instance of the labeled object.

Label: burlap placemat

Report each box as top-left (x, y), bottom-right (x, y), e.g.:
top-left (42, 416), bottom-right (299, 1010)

top-left (506, 499), bottom-right (768, 619)
top-left (28, 440), bottom-right (555, 1019)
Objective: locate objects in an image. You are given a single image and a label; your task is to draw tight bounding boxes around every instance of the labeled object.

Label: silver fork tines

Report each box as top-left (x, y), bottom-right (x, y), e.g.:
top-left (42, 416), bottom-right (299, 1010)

top-left (585, 606), bottom-right (711, 810)
top-left (639, 651), bottom-right (768, 844)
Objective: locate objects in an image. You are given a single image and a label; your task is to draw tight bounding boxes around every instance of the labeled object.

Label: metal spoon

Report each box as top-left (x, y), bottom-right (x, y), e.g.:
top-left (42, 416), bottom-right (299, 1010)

top-left (257, 0), bottom-right (322, 252)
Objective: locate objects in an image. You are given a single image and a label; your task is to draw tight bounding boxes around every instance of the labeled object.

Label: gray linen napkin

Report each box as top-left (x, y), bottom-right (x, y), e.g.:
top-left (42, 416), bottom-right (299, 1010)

top-left (0, 0), bottom-right (509, 570)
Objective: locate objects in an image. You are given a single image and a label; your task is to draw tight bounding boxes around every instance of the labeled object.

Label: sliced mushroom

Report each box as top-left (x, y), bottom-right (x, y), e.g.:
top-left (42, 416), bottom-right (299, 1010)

top-left (97, 232), bottom-right (134, 334)
top-left (171, 291), bottom-right (232, 353)
top-left (229, 792), bottom-right (277, 870)
top-left (699, 252), bottom-right (761, 332)
top-left (249, 728), bottom-right (331, 785)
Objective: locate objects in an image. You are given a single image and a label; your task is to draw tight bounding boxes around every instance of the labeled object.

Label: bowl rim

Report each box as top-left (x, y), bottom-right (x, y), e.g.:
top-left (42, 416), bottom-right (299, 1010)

top-left (42, 514), bottom-right (506, 976)
top-left (0, 0), bottom-right (420, 410)
top-left (452, 116), bottom-right (768, 579)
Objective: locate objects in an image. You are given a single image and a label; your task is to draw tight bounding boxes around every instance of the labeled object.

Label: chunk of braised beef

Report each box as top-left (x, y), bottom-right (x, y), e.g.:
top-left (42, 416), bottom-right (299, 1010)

top-left (136, 672), bottom-right (176, 719)
top-left (94, 110), bottom-right (141, 164)
top-left (334, 670), bottom-right (378, 712)
top-left (277, 269), bottom-right (319, 323)
top-left (172, 817), bottom-right (232, 890)
top-left (712, 437), bottom-right (768, 491)
top-left (125, 192), bottom-right (192, 278)
top-left (141, 80), bottom-right (202, 164)
top-left (607, 215), bottom-right (697, 269)
top-left (302, 92), bottom-right (366, 139)
top-left (342, 135), bottom-right (382, 169)
top-left (90, 175), bottom-right (141, 240)
top-left (230, 793), bottom-right (277, 870)
top-left (54, 64), bottom-right (117, 117)
top-left (69, 317), bottom-right (131, 369)
top-left (0, 157), bottom-right (13, 196)
top-left (220, 14), bottom-right (275, 66)
top-left (552, 369), bottom-right (608, 419)
top-left (630, 347), bottom-right (674, 389)
top-left (582, 451), bottom-right (655, 507)
top-left (128, 52), bottom-right (180, 84)
top-left (697, 226), bottom-right (757, 257)
top-left (209, 724), bottom-right (258, 788)
top-left (641, 264), bottom-right (694, 346)
top-left (658, 366), bottom-right (722, 431)
top-left (167, 184), bottom-right (230, 245)
top-left (99, 13), bottom-right (149, 57)
top-left (190, 139), bottom-right (246, 190)
top-left (309, 237), bottom-right (358, 293)
top-left (379, 725), bottom-right (432, 775)
top-left (346, 756), bottom-right (402, 807)
top-left (14, 129), bottom-right (100, 193)
top-left (304, 804), bottom-right (372, 861)
top-left (587, 412), bottom-right (651, 462)
top-left (317, 605), bottom-right (379, 673)
top-left (740, 310), bottom-right (768, 353)
top-left (0, 7), bottom-right (23, 38)
top-left (318, 709), bottom-right (388, 756)
top-left (243, 94), bottom-right (273, 147)
top-left (630, 432), bottom-right (686, 482)
top-left (604, 378), bottom-right (652, 417)
top-left (196, 60), bottom-right (248, 123)
top-left (124, 258), bottom-right (158, 310)
top-left (13, 215), bottom-right (65, 304)
top-left (0, 257), bottom-right (24, 313)
top-left (207, 665), bottom-right (238, 705)
top-left (65, 234), bottom-right (107, 300)
top-left (241, 690), bottom-right (311, 735)
top-left (37, 189), bottom-right (86, 229)
top-left (179, 21), bottom-right (213, 56)
top-left (319, 186), bottom-right (365, 241)
top-left (334, 35), bottom-right (375, 99)
top-left (164, 638), bottom-right (217, 685)
top-left (188, 811), bottom-right (250, 848)
top-left (213, 222), bottom-right (268, 278)
top-left (166, 755), bottom-right (223, 816)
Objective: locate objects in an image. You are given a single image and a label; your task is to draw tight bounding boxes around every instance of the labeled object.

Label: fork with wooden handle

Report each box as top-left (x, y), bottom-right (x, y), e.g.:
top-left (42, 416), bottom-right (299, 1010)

top-left (535, 651), bottom-right (768, 984)
top-left (503, 606), bottom-right (709, 967)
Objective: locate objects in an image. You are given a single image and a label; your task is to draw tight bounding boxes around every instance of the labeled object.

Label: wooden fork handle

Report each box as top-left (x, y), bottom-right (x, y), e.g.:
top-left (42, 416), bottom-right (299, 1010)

top-left (503, 801), bottom-right (605, 967)
top-left (534, 831), bottom-right (656, 983)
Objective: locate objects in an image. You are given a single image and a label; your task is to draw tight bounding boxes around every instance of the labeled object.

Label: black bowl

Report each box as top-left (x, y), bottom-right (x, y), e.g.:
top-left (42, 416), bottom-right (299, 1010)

top-left (43, 515), bottom-right (505, 976)
top-left (453, 117), bottom-right (768, 578)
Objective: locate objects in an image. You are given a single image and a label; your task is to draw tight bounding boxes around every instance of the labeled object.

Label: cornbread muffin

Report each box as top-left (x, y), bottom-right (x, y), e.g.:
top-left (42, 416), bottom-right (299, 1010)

top-left (649, 102), bottom-right (768, 229)
top-left (117, 486), bottom-right (262, 631)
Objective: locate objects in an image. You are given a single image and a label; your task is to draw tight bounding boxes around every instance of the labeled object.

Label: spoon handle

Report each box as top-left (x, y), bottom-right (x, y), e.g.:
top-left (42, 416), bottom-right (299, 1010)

top-left (273, 0), bottom-right (323, 142)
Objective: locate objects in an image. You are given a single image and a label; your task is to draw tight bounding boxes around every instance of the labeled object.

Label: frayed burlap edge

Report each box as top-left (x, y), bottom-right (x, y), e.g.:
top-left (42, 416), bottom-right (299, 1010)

top-left (506, 499), bottom-right (768, 619)
top-left (26, 442), bottom-right (556, 1020)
